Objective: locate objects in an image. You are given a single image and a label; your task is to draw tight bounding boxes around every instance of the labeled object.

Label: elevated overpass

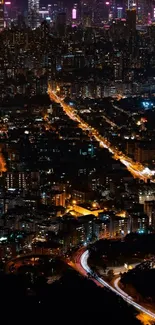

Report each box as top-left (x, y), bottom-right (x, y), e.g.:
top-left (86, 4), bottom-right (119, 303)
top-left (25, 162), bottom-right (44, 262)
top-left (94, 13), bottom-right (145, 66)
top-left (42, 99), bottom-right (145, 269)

top-left (5, 251), bottom-right (51, 273)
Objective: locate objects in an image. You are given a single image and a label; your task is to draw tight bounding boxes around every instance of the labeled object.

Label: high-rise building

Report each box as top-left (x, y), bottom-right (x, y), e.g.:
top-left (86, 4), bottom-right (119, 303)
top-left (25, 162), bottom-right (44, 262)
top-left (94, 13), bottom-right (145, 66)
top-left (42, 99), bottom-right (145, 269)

top-left (117, 6), bottom-right (123, 18)
top-left (80, 0), bottom-right (90, 23)
top-left (80, 0), bottom-right (96, 23)
top-left (82, 11), bottom-right (92, 27)
top-left (56, 12), bottom-right (66, 35)
top-left (136, 0), bottom-right (150, 24)
top-left (28, 0), bottom-right (40, 29)
top-left (126, 8), bottom-right (136, 32)
top-left (127, 0), bottom-right (137, 10)
top-left (6, 171), bottom-right (40, 192)
top-left (72, 3), bottom-right (78, 25)
top-left (4, 2), bottom-right (11, 28)
top-left (136, 0), bottom-right (144, 23)
top-left (0, 0), bottom-right (4, 31)
top-left (152, 0), bottom-right (155, 20)
top-left (52, 1), bottom-right (64, 22)
top-left (109, 0), bottom-right (116, 20)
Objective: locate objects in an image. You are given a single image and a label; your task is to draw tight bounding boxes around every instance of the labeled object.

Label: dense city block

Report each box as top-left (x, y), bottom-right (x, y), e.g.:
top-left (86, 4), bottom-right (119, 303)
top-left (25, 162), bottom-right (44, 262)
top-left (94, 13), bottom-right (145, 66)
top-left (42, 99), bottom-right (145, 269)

top-left (0, 0), bottom-right (155, 323)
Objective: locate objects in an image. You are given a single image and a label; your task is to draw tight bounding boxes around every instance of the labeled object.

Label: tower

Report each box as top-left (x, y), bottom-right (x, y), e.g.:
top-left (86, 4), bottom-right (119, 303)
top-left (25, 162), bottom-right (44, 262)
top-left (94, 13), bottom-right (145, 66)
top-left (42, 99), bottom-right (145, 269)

top-left (127, 0), bottom-right (137, 9)
top-left (109, 0), bottom-right (117, 20)
top-left (28, 0), bottom-right (40, 29)
top-left (80, 0), bottom-right (97, 24)
top-left (126, 8), bottom-right (136, 34)
top-left (56, 12), bottom-right (66, 36)
top-left (136, 0), bottom-right (150, 24)
top-left (127, 0), bottom-right (150, 24)
top-left (0, 0), bottom-right (4, 31)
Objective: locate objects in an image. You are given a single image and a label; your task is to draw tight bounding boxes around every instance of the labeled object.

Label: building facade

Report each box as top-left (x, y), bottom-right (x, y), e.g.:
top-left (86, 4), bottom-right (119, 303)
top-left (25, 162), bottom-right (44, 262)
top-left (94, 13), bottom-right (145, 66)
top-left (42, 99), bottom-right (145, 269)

top-left (28, 0), bottom-right (40, 29)
top-left (0, 0), bottom-right (4, 31)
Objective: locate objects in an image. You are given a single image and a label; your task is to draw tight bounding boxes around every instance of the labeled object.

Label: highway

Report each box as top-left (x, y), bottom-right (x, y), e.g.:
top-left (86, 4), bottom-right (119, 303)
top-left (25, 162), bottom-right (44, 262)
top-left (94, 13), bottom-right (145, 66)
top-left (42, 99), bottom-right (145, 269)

top-left (48, 85), bottom-right (155, 182)
top-left (80, 250), bottom-right (155, 319)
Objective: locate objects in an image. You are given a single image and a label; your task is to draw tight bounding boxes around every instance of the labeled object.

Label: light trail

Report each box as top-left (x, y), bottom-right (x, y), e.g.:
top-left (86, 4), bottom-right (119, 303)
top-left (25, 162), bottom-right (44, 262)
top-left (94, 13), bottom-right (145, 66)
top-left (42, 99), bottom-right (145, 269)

top-left (48, 86), bottom-right (155, 182)
top-left (80, 250), bottom-right (155, 319)
top-left (113, 104), bottom-right (131, 117)
top-left (101, 114), bottom-right (119, 129)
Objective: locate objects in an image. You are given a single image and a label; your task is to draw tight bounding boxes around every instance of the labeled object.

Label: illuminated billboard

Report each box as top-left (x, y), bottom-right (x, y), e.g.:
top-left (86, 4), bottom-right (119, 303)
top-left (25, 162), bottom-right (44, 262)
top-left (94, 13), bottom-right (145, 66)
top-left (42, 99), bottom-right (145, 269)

top-left (72, 8), bottom-right (77, 20)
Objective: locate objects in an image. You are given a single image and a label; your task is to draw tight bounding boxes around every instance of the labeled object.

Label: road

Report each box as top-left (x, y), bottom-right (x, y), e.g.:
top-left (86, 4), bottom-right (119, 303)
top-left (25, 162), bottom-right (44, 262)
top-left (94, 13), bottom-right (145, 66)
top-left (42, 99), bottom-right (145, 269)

top-left (101, 113), bottom-right (120, 129)
top-left (80, 250), bottom-right (155, 319)
top-left (5, 252), bottom-right (51, 273)
top-left (47, 85), bottom-right (155, 182)
top-left (113, 104), bottom-right (131, 117)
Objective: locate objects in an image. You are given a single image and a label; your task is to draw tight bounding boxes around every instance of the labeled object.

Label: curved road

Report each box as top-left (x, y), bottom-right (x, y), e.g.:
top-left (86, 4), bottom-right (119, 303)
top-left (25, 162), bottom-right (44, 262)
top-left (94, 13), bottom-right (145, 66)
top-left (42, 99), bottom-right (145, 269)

top-left (80, 250), bottom-right (155, 319)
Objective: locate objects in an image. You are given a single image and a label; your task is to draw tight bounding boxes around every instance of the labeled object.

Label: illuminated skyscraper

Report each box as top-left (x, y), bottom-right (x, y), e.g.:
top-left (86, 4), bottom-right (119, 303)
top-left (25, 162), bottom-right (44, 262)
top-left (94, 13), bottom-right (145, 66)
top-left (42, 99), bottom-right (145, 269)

top-left (72, 3), bottom-right (78, 25)
top-left (109, 0), bottom-right (116, 20)
top-left (136, 0), bottom-right (150, 24)
top-left (117, 6), bottom-right (123, 18)
top-left (152, 0), bottom-right (155, 20)
top-left (80, 0), bottom-right (91, 23)
top-left (0, 0), bottom-right (4, 31)
top-left (81, 0), bottom-right (100, 24)
top-left (28, 0), bottom-right (40, 29)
